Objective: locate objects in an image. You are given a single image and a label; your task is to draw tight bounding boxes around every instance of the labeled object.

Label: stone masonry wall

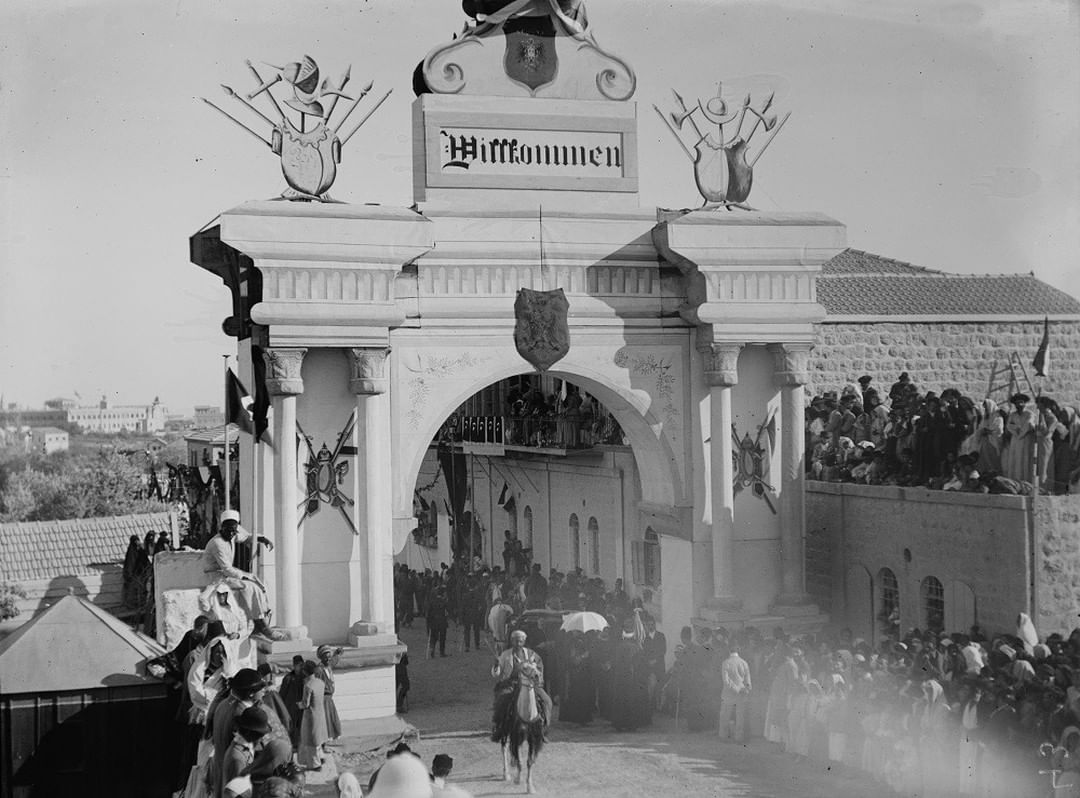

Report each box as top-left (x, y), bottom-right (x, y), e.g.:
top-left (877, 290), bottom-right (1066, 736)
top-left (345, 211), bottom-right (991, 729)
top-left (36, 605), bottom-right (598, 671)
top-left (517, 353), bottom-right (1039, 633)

top-left (1033, 494), bottom-right (1080, 636)
top-left (810, 321), bottom-right (1080, 404)
top-left (807, 482), bottom-right (1031, 640)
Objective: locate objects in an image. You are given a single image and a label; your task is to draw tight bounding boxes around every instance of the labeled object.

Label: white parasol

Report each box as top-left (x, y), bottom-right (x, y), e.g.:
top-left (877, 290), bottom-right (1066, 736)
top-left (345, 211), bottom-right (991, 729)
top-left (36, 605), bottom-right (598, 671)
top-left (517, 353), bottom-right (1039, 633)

top-left (560, 611), bottom-right (609, 633)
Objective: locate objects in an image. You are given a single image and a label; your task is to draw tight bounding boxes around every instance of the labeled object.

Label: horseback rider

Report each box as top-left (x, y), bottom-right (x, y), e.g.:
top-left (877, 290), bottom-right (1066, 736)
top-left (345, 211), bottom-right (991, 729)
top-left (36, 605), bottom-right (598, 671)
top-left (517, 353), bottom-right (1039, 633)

top-left (491, 629), bottom-right (553, 740)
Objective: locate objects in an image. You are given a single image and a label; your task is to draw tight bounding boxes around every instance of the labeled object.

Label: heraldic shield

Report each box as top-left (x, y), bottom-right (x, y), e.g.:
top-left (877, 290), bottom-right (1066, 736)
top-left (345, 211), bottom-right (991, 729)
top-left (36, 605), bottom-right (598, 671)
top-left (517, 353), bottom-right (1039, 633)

top-left (503, 15), bottom-right (558, 93)
top-left (514, 288), bottom-right (570, 371)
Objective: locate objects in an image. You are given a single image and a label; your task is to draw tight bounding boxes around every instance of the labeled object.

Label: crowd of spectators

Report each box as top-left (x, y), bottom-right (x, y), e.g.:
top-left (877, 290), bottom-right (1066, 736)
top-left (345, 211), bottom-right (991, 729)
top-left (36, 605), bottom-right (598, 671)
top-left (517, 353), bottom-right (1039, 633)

top-left (395, 561), bottom-right (664, 734)
top-left (450, 381), bottom-right (626, 449)
top-left (806, 373), bottom-right (1080, 495)
top-left (665, 614), bottom-right (1080, 796)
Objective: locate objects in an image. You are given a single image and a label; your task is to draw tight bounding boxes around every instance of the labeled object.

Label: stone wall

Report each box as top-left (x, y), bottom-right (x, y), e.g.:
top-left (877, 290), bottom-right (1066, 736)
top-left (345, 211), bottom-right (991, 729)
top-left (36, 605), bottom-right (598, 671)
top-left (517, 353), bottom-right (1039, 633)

top-left (807, 483), bottom-right (1031, 642)
top-left (1033, 494), bottom-right (1080, 636)
top-left (810, 320), bottom-right (1080, 403)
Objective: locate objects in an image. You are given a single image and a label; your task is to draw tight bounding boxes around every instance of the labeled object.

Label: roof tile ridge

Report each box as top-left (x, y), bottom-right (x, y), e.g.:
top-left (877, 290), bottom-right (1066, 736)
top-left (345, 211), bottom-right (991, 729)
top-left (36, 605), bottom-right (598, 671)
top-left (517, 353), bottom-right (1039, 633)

top-left (841, 247), bottom-right (945, 275)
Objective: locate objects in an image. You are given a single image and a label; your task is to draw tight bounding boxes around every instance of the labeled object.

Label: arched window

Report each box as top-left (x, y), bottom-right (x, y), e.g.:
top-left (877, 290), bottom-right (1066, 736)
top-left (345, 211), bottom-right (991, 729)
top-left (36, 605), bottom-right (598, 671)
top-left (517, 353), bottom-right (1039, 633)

top-left (878, 567), bottom-right (899, 638)
top-left (523, 506), bottom-right (533, 552)
top-left (922, 576), bottom-right (945, 632)
top-left (588, 517), bottom-right (600, 574)
top-left (569, 513), bottom-right (580, 571)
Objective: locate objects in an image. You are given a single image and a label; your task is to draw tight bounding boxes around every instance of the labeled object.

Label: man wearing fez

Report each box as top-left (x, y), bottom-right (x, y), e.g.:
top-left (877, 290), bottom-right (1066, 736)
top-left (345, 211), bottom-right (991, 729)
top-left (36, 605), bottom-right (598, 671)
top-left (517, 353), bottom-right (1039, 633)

top-left (202, 509), bottom-right (281, 642)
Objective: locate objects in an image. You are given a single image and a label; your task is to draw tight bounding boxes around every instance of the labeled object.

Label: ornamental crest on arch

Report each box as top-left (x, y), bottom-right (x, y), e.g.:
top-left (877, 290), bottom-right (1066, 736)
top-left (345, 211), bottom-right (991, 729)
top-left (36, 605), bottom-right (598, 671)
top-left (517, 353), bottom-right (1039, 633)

top-left (514, 288), bottom-right (570, 372)
top-left (503, 15), bottom-right (558, 93)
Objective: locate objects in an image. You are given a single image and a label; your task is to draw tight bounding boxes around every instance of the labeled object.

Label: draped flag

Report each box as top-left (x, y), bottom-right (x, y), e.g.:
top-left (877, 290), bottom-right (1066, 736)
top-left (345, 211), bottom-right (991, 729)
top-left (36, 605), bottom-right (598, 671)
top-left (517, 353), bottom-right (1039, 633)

top-left (250, 345), bottom-right (272, 444)
top-left (226, 368), bottom-right (255, 436)
top-left (1032, 316), bottom-right (1050, 377)
top-left (227, 363), bottom-right (273, 446)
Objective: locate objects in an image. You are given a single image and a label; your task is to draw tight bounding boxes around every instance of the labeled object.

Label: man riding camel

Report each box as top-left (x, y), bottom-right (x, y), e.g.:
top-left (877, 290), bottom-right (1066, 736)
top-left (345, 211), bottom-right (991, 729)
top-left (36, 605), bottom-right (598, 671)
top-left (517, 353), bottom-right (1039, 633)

top-left (491, 629), bottom-right (552, 740)
top-left (201, 510), bottom-right (283, 642)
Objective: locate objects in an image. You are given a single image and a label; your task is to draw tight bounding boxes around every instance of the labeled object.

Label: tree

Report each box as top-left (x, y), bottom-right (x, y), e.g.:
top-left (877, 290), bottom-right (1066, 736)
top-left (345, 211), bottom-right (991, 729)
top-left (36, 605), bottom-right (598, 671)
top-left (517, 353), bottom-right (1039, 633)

top-left (0, 582), bottom-right (27, 620)
top-left (0, 449), bottom-right (167, 522)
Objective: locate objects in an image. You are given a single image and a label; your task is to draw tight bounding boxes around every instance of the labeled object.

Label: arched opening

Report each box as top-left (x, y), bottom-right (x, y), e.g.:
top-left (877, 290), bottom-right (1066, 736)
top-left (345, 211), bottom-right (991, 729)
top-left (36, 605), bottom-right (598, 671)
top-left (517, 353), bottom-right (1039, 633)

top-left (397, 362), bottom-right (684, 532)
top-left (946, 580), bottom-right (976, 634)
top-left (569, 513), bottom-right (581, 572)
top-left (587, 516), bottom-right (600, 575)
top-left (878, 567), bottom-right (900, 640)
top-left (399, 371), bottom-right (671, 582)
top-left (845, 565), bottom-right (873, 643)
top-left (922, 575), bottom-right (945, 633)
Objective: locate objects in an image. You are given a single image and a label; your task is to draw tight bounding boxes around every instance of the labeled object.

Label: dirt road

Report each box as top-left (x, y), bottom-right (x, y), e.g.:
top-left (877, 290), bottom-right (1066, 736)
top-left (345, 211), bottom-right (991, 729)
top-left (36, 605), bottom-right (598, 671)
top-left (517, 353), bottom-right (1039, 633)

top-left (366, 624), bottom-right (881, 798)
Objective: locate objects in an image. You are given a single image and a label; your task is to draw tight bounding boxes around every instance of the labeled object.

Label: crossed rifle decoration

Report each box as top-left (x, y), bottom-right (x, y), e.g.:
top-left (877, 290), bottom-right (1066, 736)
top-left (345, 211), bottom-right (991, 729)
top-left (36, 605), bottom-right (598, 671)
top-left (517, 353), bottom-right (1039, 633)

top-left (731, 409), bottom-right (778, 514)
top-left (297, 410), bottom-right (359, 534)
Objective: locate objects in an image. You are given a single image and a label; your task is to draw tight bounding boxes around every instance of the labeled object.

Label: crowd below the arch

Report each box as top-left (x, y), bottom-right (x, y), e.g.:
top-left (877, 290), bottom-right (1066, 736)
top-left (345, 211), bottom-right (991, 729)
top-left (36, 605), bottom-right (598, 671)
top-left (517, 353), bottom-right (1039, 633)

top-left (667, 611), bottom-right (1080, 797)
top-left (394, 555), bottom-right (1080, 797)
top-left (805, 373), bottom-right (1080, 495)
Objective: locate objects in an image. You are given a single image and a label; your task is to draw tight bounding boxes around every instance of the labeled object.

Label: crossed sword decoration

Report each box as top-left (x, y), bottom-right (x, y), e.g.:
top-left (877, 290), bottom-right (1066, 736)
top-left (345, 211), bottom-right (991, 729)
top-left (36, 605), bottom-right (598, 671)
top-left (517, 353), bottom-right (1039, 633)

top-left (297, 410), bottom-right (359, 534)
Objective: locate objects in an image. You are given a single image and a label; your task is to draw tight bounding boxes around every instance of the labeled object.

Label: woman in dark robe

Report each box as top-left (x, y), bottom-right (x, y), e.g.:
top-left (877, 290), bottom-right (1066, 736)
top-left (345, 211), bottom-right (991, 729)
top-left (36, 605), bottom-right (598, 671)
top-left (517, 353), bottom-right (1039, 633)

top-left (560, 633), bottom-right (595, 725)
top-left (608, 618), bottom-right (651, 731)
top-left (278, 655), bottom-right (306, 746)
top-left (122, 534), bottom-right (144, 609)
top-left (592, 627), bottom-right (615, 720)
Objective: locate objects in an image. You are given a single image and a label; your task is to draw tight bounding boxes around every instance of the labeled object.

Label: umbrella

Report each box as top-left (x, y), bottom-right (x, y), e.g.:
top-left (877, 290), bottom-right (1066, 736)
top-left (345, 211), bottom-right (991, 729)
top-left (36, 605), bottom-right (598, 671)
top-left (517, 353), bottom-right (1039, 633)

top-left (560, 611), bottom-right (609, 633)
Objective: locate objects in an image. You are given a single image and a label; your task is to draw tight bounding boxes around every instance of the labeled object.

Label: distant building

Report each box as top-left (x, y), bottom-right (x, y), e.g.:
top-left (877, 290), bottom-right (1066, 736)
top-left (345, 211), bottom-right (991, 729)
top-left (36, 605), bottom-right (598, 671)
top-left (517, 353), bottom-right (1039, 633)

top-left (66, 396), bottom-right (168, 434)
top-left (164, 414), bottom-right (195, 433)
top-left (184, 424), bottom-right (239, 467)
top-left (193, 405), bottom-right (224, 429)
top-left (29, 427), bottom-right (68, 454)
top-left (0, 408), bottom-right (67, 429)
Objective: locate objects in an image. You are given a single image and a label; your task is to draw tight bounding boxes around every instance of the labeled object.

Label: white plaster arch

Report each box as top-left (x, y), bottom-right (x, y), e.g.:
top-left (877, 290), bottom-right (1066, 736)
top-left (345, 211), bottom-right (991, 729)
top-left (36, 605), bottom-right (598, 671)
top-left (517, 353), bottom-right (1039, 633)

top-left (394, 356), bottom-right (683, 523)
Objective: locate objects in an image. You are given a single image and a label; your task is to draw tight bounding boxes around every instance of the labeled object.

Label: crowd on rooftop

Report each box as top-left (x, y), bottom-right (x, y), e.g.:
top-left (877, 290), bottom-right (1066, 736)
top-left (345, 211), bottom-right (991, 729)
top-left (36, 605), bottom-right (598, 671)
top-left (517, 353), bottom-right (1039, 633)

top-left (806, 373), bottom-right (1080, 494)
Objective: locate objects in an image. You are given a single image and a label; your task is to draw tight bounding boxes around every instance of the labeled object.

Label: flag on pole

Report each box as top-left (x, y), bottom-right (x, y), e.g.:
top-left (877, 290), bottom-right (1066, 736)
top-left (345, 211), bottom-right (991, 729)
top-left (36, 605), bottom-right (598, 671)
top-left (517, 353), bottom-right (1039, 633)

top-left (250, 345), bottom-right (271, 444)
top-left (1032, 316), bottom-right (1050, 377)
top-left (226, 368), bottom-right (256, 437)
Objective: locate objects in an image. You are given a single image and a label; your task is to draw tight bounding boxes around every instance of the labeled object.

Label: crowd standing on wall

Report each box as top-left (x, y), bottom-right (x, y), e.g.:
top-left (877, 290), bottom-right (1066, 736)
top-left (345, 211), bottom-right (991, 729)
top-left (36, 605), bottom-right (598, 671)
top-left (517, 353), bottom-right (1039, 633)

top-left (805, 373), bottom-right (1080, 495)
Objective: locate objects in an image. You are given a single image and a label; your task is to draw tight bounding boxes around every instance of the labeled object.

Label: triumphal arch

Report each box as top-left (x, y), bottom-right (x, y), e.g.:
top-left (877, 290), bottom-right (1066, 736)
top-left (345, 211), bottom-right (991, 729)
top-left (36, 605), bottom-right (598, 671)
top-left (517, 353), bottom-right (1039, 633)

top-left (190, 0), bottom-right (844, 720)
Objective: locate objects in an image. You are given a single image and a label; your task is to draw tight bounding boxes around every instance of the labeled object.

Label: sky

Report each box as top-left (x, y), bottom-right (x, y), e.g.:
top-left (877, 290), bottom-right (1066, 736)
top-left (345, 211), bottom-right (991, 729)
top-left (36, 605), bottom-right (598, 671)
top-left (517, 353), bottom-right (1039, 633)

top-left (1, 0), bottom-right (1077, 414)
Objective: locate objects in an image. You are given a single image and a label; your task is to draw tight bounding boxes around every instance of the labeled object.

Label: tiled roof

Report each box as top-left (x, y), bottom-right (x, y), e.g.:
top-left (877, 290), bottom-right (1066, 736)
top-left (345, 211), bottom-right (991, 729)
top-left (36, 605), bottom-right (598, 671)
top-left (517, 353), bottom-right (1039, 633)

top-left (822, 249), bottom-right (942, 276)
top-left (0, 512), bottom-right (172, 583)
top-left (819, 249), bottom-right (1080, 316)
top-left (183, 424), bottom-right (239, 445)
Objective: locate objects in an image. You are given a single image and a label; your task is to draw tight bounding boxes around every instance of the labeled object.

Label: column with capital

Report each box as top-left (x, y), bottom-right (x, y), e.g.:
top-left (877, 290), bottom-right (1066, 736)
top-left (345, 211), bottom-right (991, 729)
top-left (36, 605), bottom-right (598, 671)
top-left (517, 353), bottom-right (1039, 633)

top-left (264, 347), bottom-right (307, 632)
top-left (350, 346), bottom-right (394, 635)
top-left (770, 343), bottom-right (812, 605)
top-left (703, 343), bottom-right (742, 606)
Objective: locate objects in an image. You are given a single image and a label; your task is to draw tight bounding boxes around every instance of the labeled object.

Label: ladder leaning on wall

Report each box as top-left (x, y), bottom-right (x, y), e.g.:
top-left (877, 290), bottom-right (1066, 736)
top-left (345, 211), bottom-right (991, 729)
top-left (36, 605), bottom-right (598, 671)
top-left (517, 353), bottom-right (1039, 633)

top-left (985, 351), bottom-right (1034, 402)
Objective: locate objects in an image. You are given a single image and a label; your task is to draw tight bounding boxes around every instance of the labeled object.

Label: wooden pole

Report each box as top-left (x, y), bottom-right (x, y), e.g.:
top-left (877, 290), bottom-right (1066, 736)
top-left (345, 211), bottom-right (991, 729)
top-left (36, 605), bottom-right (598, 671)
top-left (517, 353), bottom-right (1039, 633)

top-left (223, 355), bottom-right (231, 513)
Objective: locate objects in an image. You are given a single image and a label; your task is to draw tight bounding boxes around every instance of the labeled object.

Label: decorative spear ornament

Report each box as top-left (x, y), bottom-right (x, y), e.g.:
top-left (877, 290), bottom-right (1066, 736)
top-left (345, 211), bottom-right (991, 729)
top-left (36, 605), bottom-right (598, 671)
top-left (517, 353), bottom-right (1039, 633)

top-left (201, 56), bottom-right (391, 201)
top-left (654, 82), bottom-right (790, 210)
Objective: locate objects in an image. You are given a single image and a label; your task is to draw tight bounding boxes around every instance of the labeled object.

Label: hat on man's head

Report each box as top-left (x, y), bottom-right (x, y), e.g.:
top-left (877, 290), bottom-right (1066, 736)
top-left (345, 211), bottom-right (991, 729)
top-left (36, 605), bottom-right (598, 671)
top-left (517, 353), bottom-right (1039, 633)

top-left (236, 705), bottom-right (271, 737)
top-left (1011, 393), bottom-right (1031, 404)
top-left (220, 509), bottom-right (241, 524)
top-left (858, 375), bottom-right (872, 385)
top-left (230, 668), bottom-right (264, 696)
top-left (432, 753), bottom-right (453, 772)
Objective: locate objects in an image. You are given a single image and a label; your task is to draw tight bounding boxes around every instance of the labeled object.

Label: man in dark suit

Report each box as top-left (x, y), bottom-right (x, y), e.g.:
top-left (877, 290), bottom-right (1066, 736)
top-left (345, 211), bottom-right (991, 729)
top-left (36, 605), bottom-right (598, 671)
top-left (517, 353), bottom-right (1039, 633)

top-left (641, 614), bottom-right (667, 711)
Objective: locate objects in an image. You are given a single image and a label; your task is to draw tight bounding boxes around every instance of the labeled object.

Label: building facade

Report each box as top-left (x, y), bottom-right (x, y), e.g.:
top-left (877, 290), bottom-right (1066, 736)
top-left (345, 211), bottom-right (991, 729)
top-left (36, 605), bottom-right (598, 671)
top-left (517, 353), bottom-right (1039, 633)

top-left (67, 396), bottom-right (168, 434)
top-left (28, 427), bottom-right (68, 454)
